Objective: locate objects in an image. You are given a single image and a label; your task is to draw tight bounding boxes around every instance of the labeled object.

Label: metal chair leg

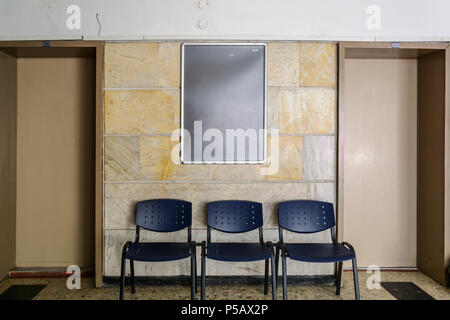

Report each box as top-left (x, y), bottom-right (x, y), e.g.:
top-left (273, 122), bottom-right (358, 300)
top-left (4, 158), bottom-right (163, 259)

top-left (275, 246), bottom-right (280, 282)
top-left (352, 258), bottom-right (360, 300)
top-left (201, 244), bottom-right (206, 300)
top-left (281, 250), bottom-right (287, 300)
top-left (336, 261), bottom-right (343, 296)
top-left (119, 258), bottom-right (126, 300)
top-left (119, 247), bottom-right (128, 300)
top-left (130, 260), bottom-right (136, 294)
top-left (191, 250), bottom-right (196, 300)
top-left (271, 255), bottom-right (277, 300)
top-left (194, 247), bottom-right (198, 294)
top-left (264, 259), bottom-right (269, 295)
top-left (119, 241), bottom-right (132, 300)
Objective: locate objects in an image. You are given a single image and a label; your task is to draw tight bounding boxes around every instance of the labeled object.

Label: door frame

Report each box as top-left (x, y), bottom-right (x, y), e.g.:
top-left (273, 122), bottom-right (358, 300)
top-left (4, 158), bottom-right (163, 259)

top-left (0, 41), bottom-right (104, 287)
top-left (337, 42), bottom-right (450, 278)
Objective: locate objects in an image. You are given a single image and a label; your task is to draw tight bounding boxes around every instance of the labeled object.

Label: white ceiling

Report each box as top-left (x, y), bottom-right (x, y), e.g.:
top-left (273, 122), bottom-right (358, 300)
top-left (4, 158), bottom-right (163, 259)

top-left (0, 0), bottom-right (449, 42)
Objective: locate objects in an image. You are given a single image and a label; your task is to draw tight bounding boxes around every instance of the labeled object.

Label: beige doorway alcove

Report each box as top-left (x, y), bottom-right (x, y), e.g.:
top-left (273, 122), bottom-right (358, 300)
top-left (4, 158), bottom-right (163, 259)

top-left (0, 41), bottom-right (104, 287)
top-left (338, 42), bottom-right (450, 286)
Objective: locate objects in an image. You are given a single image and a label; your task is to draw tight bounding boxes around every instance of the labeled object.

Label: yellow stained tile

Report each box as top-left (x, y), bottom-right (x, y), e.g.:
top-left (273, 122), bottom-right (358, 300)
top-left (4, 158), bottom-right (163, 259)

top-left (158, 42), bottom-right (181, 88)
top-left (300, 43), bottom-right (336, 87)
top-left (267, 43), bottom-right (300, 86)
top-left (140, 136), bottom-right (210, 181)
top-left (279, 88), bottom-right (335, 134)
top-left (104, 136), bottom-right (140, 181)
top-left (105, 43), bottom-right (158, 88)
top-left (210, 135), bottom-right (302, 181)
top-left (265, 135), bottom-right (302, 180)
top-left (105, 89), bottom-right (179, 135)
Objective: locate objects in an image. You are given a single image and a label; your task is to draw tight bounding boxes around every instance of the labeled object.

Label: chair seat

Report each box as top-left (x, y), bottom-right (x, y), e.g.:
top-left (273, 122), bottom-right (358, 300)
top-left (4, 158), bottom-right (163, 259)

top-left (284, 243), bottom-right (355, 263)
top-left (125, 242), bottom-right (191, 262)
top-left (207, 243), bottom-right (271, 262)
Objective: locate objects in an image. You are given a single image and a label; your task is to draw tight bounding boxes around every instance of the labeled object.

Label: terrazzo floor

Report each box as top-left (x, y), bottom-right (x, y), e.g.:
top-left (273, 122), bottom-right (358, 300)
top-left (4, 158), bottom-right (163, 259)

top-left (0, 271), bottom-right (448, 300)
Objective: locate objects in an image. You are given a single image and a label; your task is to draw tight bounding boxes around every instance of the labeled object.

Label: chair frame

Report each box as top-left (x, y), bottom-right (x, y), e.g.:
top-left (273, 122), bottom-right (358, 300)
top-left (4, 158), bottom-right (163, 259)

top-left (200, 200), bottom-right (277, 300)
top-left (119, 199), bottom-right (197, 300)
top-left (275, 200), bottom-right (360, 300)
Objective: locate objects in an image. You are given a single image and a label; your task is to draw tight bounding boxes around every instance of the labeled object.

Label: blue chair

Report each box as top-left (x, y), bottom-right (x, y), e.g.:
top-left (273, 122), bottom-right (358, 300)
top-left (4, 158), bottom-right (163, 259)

top-left (200, 200), bottom-right (277, 300)
top-left (276, 200), bottom-right (360, 300)
top-left (119, 199), bottom-right (196, 300)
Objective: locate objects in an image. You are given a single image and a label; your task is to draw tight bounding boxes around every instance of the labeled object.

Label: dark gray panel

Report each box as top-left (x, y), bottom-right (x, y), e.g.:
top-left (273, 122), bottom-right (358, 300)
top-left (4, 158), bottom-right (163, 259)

top-left (381, 282), bottom-right (435, 300)
top-left (182, 44), bottom-right (266, 163)
top-left (0, 285), bottom-right (46, 300)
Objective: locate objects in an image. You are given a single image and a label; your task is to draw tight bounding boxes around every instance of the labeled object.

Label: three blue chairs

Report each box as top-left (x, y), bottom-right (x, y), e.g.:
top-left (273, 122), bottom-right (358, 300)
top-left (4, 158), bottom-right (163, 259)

top-left (119, 199), bottom-right (359, 300)
top-left (276, 200), bottom-right (360, 300)
top-left (200, 200), bottom-right (277, 300)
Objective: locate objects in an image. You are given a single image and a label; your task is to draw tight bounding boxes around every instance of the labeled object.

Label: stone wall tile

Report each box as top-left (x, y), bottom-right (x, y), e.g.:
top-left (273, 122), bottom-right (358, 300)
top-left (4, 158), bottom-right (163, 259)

top-left (105, 89), bottom-right (179, 135)
top-left (158, 42), bottom-right (181, 88)
top-left (279, 88), bottom-right (335, 134)
top-left (140, 137), bottom-right (210, 181)
top-left (300, 43), bottom-right (336, 87)
top-left (267, 43), bottom-right (300, 86)
top-left (105, 136), bottom-right (140, 181)
top-left (105, 43), bottom-right (158, 88)
top-left (302, 135), bottom-right (335, 180)
top-left (266, 136), bottom-right (302, 180)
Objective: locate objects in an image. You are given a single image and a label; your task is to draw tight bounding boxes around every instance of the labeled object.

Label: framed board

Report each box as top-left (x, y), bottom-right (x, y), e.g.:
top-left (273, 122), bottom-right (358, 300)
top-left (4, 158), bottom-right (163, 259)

top-left (181, 43), bottom-right (267, 164)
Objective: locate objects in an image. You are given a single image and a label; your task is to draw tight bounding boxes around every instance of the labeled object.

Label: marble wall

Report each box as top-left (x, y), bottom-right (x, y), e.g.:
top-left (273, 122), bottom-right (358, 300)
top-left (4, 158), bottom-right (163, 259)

top-left (103, 42), bottom-right (337, 276)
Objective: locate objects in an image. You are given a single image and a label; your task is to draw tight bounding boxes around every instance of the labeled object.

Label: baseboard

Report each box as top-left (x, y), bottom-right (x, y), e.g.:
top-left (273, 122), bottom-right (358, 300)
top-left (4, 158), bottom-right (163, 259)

top-left (343, 267), bottom-right (418, 272)
top-left (9, 267), bottom-right (94, 278)
top-left (103, 275), bottom-right (335, 286)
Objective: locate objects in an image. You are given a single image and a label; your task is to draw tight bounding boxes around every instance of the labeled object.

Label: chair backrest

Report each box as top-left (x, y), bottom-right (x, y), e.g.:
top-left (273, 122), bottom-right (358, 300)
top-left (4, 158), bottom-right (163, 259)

top-left (278, 200), bottom-right (335, 234)
top-left (135, 199), bottom-right (192, 232)
top-left (207, 200), bottom-right (263, 234)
